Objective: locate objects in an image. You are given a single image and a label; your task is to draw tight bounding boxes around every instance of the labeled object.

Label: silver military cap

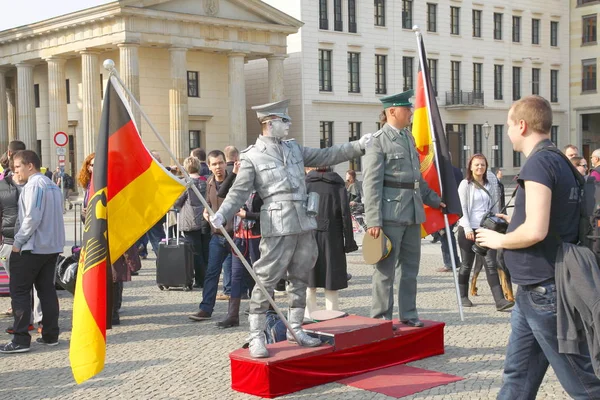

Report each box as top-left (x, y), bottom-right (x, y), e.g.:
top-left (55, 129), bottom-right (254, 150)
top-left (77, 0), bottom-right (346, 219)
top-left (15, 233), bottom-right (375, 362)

top-left (251, 99), bottom-right (291, 123)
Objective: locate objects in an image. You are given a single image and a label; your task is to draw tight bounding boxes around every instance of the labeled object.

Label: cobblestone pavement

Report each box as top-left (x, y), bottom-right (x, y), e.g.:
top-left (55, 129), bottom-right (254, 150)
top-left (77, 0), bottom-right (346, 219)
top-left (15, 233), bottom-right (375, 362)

top-left (0, 227), bottom-right (568, 400)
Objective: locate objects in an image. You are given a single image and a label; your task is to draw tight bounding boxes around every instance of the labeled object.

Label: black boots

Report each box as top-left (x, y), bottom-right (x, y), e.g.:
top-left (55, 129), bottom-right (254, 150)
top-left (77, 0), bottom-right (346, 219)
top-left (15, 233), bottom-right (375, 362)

top-left (216, 298), bottom-right (241, 329)
top-left (458, 272), bottom-right (473, 307)
top-left (491, 283), bottom-right (515, 311)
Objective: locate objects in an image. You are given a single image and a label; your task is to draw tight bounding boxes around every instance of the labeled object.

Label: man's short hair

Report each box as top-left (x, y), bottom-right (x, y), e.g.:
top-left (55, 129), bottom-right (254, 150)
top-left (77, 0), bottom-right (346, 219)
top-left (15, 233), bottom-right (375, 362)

top-left (13, 150), bottom-right (41, 170)
top-left (592, 149), bottom-right (600, 159)
top-left (510, 95), bottom-right (552, 134)
top-left (150, 150), bottom-right (162, 164)
top-left (563, 144), bottom-right (579, 153)
top-left (8, 140), bottom-right (26, 153)
top-left (207, 149), bottom-right (225, 163)
top-left (191, 147), bottom-right (206, 161)
top-left (183, 156), bottom-right (200, 174)
top-left (224, 146), bottom-right (239, 162)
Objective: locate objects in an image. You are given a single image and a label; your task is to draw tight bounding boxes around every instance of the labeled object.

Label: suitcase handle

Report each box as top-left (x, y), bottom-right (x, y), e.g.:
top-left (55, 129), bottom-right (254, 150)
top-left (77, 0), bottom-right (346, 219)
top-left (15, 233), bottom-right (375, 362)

top-left (164, 208), bottom-right (180, 246)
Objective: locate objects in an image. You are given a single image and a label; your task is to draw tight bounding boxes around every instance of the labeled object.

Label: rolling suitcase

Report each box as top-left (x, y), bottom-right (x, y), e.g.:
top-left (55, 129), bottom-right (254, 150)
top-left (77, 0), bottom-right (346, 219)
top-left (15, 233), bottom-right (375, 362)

top-left (156, 210), bottom-right (194, 291)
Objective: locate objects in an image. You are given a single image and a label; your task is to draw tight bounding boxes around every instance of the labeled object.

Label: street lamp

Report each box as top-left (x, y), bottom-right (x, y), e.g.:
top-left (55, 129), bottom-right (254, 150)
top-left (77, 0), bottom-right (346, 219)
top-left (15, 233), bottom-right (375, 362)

top-left (482, 121), bottom-right (492, 166)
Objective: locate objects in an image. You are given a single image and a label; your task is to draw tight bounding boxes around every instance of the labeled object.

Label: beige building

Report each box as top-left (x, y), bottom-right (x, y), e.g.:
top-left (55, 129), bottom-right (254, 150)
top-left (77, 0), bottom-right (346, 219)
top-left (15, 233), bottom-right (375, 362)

top-left (248, 0), bottom-right (570, 176)
top-left (570, 0), bottom-right (600, 160)
top-left (0, 0), bottom-right (301, 179)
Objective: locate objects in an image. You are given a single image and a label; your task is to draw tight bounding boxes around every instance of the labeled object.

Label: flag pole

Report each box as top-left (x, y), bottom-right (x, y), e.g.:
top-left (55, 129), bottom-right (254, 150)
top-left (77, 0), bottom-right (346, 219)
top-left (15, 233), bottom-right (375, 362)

top-left (413, 28), bottom-right (464, 321)
top-left (102, 60), bottom-right (303, 344)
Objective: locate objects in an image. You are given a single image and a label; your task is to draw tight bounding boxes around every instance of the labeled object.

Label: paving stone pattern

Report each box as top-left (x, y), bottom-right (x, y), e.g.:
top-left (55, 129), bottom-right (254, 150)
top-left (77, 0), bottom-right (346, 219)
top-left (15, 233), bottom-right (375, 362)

top-left (0, 228), bottom-right (567, 399)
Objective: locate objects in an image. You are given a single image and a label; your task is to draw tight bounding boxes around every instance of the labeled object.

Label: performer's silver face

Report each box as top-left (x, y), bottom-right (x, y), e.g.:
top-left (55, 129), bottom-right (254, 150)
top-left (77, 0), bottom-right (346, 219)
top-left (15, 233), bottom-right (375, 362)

top-left (268, 119), bottom-right (291, 138)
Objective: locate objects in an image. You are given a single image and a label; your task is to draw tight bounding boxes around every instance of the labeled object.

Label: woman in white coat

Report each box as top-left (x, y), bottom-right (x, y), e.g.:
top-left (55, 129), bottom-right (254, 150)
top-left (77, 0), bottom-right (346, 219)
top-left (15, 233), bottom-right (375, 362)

top-left (457, 154), bottom-right (514, 311)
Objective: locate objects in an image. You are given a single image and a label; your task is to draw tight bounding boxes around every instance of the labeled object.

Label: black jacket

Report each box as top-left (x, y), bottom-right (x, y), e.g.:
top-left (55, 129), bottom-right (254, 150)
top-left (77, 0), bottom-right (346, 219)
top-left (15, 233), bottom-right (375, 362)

top-left (556, 242), bottom-right (600, 379)
top-left (306, 170), bottom-right (357, 290)
top-left (0, 171), bottom-right (21, 245)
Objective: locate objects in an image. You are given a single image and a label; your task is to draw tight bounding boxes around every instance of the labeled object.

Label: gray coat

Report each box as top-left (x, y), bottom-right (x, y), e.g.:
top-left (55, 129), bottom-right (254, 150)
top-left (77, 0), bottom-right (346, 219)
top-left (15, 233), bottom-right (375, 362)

top-left (174, 176), bottom-right (209, 233)
top-left (362, 123), bottom-right (441, 227)
top-left (217, 135), bottom-right (364, 238)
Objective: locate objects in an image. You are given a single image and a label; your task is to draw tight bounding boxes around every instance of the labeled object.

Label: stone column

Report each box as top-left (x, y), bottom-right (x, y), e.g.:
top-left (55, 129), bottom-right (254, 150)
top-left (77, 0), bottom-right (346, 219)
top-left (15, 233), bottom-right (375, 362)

top-left (16, 63), bottom-right (37, 151)
top-left (81, 50), bottom-right (101, 156)
top-left (47, 56), bottom-right (69, 142)
top-left (169, 47), bottom-right (189, 162)
top-left (228, 52), bottom-right (247, 148)
top-left (6, 88), bottom-right (16, 143)
top-left (0, 69), bottom-right (8, 151)
top-left (118, 43), bottom-right (141, 132)
top-left (267, 55), bottom-right (286, 102)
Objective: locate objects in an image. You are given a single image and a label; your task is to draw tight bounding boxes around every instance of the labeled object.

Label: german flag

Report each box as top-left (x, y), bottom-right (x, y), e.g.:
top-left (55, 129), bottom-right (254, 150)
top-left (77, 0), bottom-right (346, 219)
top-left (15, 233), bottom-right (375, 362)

top-left (412, 35), bottom-right (462, 237)
top-left (70, 76), bottom-right (186, 384)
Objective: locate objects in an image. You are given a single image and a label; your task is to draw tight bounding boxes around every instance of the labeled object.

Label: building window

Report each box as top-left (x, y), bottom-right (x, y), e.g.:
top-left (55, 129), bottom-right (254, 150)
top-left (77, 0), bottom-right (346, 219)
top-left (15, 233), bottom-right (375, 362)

top-left (579, 0), bottom-right (599, 4)
top-left (348, 52), bottom-right (361, 93)
top-left (513, 150), bottom-right (521, 167)
top-left (532, 68), bottom-right (541, 95)
top-left (34, 84), bottom-right (40, 108)
top-left (550, 70), bottom-right (559, 102)
top-left (532, 18), bottom-right (540, 45)
top-left (427, 3), bottom-right (437, 32)
top-left (451, 61), bottom-right (461, 98)
top-left (375, 55), bottom-right (387, 95)
top-left (494, 13), bottom-right (503, 40)
top-left (403, 57), bottom-right (414, 91)
top-left (551, 21), bottom-right (559, 47)
top-left (583, 15), bottom-right (597, 44)
top-left (349, 122), bottom-right (362, 171)
top-left (473, 124), bottom-right (482, 154)
top-left (494, 125), bottom-right (504, 168)
top-left (189, 130), bottom-right (201, 153)
top-left (319, 0), bottom-right (328, 30)
top-left (429, 58), bottom-right (438, 96)
top-left (319, 50), bottom-right (332, 92)
top-left (187, 71), bottom-right (199, 97)
top-left (582, 58), bottom-right (597, 92)
top-left (66, 79), bottom-right (71, 104)
top-left (451, 6), bottom-right (460, 35)
top-left (512, 16), bottom-right (521, 43)
top-left (472, 9), bottom-right (481, 38)
top-left (551, 126), bottom-right (558, 145)
top-left (402, 0), bottom-right (413, 29)
top-left (100, 73), bottom-right (104, 100)
top-left (334, 0), bottom-right (343, 31)
top-left (494, 65), bottom-right (503, 100)
top-left (320, 121), bottom-right (334, 148)
top-left (348, 0), bottom-right (357, 33)
top-left (513, 66), bottom-right (521, 101)
top-left (374, 0), bottom-right (385, 27)
top-left (473, 63), bottom-right (482, 94)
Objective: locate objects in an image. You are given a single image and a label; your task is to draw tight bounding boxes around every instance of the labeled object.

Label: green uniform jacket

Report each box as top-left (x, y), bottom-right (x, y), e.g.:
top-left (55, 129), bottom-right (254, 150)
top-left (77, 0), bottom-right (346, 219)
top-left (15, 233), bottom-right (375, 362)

top-left (362, 123), bottom-right (441, 227)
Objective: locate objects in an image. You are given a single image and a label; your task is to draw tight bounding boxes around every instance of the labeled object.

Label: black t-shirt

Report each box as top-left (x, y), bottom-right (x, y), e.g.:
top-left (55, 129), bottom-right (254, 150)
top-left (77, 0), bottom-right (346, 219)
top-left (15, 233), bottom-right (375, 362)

top-left (503, 143), bottom-right (580, 285)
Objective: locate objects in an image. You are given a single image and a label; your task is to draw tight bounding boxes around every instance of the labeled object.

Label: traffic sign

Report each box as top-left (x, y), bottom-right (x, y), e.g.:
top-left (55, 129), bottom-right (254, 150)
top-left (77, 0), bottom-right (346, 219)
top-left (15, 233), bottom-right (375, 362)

top-left (54, 131), bottom-right (68, 147)
top-left (58, 160), bottom-right (66, 167)
top-left (58, 155), bottom-right (66, 162)
top-left (56, 147), bottom-right (66, 155)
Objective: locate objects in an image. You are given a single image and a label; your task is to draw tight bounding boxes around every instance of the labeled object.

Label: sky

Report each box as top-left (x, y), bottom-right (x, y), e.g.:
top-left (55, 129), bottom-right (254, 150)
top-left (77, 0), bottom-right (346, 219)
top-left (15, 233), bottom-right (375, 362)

top-left (0, 0), bottom-right (113, 31)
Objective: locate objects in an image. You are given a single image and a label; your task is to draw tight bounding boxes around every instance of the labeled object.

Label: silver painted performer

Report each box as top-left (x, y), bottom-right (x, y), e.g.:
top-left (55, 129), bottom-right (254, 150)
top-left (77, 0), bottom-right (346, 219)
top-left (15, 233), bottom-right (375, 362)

top-left (210, 100), bottom-right (371, 358)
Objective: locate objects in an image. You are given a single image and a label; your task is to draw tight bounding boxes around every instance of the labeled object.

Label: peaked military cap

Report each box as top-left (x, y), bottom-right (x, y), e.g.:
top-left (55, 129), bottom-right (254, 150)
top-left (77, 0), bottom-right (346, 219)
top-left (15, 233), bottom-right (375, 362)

top-left (362, 231), bottom-right (392, 265)
top-left (252, 99), bottom-right (292, 123)
top-left (379, 89), bottom-right (414, 109)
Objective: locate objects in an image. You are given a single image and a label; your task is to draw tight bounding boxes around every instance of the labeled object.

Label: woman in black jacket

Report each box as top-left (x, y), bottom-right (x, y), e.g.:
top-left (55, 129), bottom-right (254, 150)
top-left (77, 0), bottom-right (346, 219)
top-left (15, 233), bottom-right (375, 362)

top-left (305, 167), bottom-right (357, 319)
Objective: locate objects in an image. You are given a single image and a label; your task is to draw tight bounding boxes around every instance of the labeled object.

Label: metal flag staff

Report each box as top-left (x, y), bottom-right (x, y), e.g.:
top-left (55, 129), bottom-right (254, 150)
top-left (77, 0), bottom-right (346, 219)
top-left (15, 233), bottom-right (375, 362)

top-left (102, 59), bottom-right (303, 344)
top-left (413, 27), bottom-right (465, 321)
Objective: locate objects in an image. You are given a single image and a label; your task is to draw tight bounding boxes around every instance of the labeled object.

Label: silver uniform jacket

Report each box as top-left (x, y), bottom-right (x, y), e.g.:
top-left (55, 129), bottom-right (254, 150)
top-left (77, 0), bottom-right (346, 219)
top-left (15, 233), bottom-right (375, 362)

top-left (362, 123), bottom-right (441, 227)
top-left (217, 135), bottom-right (363, 238)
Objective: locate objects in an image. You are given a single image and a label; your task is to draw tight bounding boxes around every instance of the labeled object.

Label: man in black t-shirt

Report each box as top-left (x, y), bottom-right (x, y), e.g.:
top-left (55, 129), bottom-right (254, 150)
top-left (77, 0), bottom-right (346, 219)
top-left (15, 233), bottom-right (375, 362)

top-left (476, 96), bottom-right (600, 399)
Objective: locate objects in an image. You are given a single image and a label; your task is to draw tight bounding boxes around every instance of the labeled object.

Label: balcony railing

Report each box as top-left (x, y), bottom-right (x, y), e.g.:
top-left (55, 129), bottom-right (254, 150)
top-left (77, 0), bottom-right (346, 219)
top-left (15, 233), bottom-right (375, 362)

top-left (445, 91), bottom-right (484, 107)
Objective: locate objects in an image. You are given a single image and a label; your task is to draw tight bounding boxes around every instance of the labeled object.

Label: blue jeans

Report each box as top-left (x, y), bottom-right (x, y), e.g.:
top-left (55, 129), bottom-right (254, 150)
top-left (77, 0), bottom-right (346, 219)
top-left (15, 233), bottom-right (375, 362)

top-left (147, 218), bottom-right (166, 256)
top-left (199, 235), bottom-right (231, 314)
top-left (498, 282), bottom-right (600, 399)
top-left (222, 253), bottom-right (232, 296)
top-left (439, 226), bottom-right (460, 269)
top-left (136, 234), bottom-right (148, 258)
top-left (231, 237), bottom-right (260, 298)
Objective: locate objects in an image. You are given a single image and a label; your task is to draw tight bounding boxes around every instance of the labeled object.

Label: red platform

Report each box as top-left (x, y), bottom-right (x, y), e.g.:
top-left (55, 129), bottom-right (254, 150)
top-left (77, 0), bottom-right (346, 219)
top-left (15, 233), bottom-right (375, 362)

top-left (230, 316), bottom-right (445, 398)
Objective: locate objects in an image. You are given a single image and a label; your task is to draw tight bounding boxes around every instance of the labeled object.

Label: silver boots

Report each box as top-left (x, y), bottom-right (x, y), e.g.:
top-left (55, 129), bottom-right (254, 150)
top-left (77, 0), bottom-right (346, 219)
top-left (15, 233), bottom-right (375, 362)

top-left (247, 313), bottom-right (269, 358)
top-left (286, 308), bottom-right (321, 347)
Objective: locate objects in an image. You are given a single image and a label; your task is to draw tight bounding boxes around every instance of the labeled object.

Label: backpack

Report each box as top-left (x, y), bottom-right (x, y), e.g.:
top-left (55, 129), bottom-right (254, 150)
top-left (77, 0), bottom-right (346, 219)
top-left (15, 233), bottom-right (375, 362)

top-left (63, 174), bottom-right (74, 190)
top-left (543, 147), bottom-right (596, 256)
top-left (264, 309), bottom-right (287, 344)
